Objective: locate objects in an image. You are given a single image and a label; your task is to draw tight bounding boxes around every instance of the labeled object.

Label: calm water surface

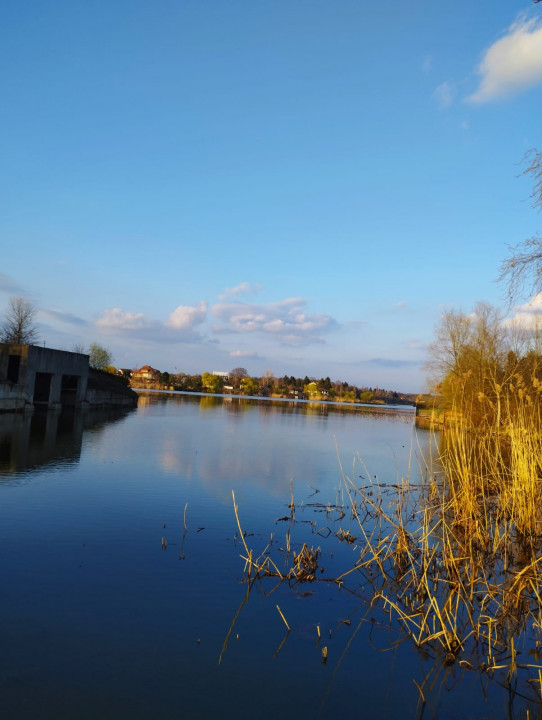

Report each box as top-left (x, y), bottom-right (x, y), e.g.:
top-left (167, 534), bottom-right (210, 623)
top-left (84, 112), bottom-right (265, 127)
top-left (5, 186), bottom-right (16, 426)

top-left (0, 394), bottom-right (533, 718)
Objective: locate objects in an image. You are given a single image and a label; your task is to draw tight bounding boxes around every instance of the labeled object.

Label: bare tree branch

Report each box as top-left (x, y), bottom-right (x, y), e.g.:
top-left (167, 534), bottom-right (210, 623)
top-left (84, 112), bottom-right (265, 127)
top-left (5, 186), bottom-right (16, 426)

top-left (498, 235), bottom-right (542, 305)
top-left (499, 150), bottom-right (542, 305)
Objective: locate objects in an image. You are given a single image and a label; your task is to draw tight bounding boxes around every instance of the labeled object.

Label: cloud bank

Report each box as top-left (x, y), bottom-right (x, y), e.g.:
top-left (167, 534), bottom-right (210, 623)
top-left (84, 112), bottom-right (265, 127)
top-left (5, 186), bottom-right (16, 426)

top-left (504, 293), bottom-right (542, 331)
top-left (166, 302), bottom-right (207, 330)
top-left (41, 309), bottom-right (88, 327)
top-left (96, 301), bottom-right (208, 342)
top-left (434, 81), bottom-right (455, 109)
top-left (468, 15), bottom-right (542, 103)
top-left (230, 349), bottom-right (259, 358)
top-left (218, 282), bottom-right (263, 301)
top-left (211, 297), bottom-right (337, 345)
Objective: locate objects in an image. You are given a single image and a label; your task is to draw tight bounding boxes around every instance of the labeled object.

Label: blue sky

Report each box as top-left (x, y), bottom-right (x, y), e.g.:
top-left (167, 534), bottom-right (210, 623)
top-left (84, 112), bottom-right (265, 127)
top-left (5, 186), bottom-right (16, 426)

top-left (2, 0), bottom-right (542, 392)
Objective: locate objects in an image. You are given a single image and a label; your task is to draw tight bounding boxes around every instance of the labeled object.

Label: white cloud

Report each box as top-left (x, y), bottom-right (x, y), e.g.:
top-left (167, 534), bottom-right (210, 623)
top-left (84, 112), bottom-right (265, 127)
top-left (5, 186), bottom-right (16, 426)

top-left (95, 301), bottom-right (207, 342)
top-left (229, 349), bottom-right (258, 358)
top-left (433, 80), bottom-right (455, 109)
top-left (96, 308), bottom-right (151, 331)
top-left (467, 15), bottom-right (542, 103)
top-left (503, 293), bottom-right (542, 331)
top-left (422, 55), bottom-right (432, 75)
top-left (218, 282), bottom-right (262, 301)
top-left (166, 301), bottom-right (207, 330)
top-left (212, 297), bottom-right (337, 344)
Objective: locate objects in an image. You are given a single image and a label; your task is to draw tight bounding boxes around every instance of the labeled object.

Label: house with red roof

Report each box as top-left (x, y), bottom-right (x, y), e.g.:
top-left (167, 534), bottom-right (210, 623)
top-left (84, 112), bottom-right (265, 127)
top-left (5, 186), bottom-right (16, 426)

top-left (130, 365), bottom-right (161, 389)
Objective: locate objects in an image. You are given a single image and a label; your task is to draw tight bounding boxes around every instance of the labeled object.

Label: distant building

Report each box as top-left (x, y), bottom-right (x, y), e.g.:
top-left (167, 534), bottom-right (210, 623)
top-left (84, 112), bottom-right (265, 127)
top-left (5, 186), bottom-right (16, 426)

top-left (130, 365), bottom-right (161, 389)
top-left (212, 371), bottom-right (230, 380)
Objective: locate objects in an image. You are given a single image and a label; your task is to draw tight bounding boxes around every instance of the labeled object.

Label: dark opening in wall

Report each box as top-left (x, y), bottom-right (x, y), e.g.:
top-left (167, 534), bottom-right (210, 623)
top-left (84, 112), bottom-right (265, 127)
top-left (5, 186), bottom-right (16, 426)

top-left (61, 374), bottom-right (79, 405)
top-left (7, 355), bottom-right (21, 383)
top-left (33, 372), bottom-right (52, 404)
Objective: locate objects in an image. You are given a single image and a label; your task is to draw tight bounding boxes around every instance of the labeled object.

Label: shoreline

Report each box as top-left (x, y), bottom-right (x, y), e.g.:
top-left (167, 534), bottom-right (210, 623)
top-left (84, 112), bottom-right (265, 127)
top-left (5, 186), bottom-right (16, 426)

top-left (132, 387), bottom-right (416, 412)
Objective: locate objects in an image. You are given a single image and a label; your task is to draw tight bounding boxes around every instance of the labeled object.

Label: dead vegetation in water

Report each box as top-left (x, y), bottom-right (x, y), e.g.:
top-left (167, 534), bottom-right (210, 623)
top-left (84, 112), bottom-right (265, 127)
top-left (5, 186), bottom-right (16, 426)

top-left (228, 419), bottom-right (542, 711)
top-left (223, 305), bottom-right (542, 711)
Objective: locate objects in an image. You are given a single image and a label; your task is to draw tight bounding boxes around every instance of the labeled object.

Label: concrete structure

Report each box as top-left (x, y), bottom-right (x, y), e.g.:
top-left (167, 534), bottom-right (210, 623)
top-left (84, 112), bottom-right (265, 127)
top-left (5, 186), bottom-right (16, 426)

top-left (0, 344), bottom-right (138, 412)
top-left (86, 368), bottom-right (139, 407)
top-left (0, 344), bottom-right (89, 411)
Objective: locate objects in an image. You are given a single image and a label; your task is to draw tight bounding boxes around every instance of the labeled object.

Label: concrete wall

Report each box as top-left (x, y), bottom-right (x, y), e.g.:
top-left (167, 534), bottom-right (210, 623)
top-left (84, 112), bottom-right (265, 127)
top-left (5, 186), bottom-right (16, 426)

top-left (0, 382), bottom-right (28, 411)
top-left (86, 387), bottom-right (139, 406)
top-left (0, 345), bottom-right (138, 412)
top-left (0, 344), bottom-right (89, 410)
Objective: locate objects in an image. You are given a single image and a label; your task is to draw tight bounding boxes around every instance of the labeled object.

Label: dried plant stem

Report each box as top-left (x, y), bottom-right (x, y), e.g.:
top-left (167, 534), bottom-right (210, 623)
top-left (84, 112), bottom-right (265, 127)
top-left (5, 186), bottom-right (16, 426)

top-left (276, 604), bottom-right (291, 632)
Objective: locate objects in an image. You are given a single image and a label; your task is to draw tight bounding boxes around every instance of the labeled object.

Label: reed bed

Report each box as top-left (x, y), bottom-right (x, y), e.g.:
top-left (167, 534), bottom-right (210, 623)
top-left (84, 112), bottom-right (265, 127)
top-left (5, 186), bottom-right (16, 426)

top-left (229, 383), bottom-right (542, 709)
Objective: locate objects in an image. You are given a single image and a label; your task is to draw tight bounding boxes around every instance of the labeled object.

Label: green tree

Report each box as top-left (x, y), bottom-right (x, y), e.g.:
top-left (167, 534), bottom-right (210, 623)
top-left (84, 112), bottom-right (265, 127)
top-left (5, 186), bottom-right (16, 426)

top-left (240, 377), bottom-right (259, 395)
top-left (202, 372), bottom-right (224, 394)
top-left (89, 342), bottom-right (113, 370)
top-left (183, 374), bottom-right (202, 392)
top-left (303, 381), bottom-right (319, 397)
top-left (159, 371), bottom-right (171, 386)
top-left (1, 296), bottom-right (39, 344)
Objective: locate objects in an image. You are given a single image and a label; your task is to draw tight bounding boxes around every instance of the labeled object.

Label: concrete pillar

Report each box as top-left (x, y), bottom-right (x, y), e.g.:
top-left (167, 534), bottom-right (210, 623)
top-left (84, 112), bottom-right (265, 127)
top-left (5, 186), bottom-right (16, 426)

top-left (49, 372), bottom-right (62, 409)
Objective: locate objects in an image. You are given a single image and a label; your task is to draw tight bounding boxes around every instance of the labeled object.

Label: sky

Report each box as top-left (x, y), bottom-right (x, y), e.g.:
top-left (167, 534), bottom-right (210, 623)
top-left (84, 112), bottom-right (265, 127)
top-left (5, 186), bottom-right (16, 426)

top-left (1, 0), bottom-right (542, 393)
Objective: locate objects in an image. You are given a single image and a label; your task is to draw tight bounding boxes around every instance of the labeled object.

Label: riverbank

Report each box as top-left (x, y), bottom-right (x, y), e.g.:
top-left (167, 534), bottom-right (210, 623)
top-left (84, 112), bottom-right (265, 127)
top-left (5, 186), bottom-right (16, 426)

top-left (132, 388), bottom-right (416, 413)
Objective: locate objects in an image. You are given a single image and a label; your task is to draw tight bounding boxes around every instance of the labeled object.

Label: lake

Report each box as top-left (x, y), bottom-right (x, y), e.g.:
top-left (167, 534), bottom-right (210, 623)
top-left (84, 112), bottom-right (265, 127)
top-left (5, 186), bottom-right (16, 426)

top-left (0, 393), bottom-right (535, 718)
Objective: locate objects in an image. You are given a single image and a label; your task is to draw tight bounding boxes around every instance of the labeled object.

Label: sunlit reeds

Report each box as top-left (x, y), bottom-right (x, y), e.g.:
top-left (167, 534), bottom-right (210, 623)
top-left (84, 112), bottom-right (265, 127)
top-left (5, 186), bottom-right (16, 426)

top-left (223, 307), bottom-right (542, 711)
top-left (227, 375), bottom-right (542, 708)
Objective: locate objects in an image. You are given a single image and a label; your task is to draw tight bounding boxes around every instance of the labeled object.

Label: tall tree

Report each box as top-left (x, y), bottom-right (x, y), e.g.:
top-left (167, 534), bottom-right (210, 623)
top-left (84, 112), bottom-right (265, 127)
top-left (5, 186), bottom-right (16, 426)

top-left (0, 296), bottom-right (39, 344)
top-left (202, 372), bottom-right (224, 393)
top-left (230, 367), bottom-right (248, 378)
top-left (499, 150), bottom-right (542, 303)
top-left (88, 342), bottom-right (113, 370)
top-left (240, 377), bottom-right (259, 395)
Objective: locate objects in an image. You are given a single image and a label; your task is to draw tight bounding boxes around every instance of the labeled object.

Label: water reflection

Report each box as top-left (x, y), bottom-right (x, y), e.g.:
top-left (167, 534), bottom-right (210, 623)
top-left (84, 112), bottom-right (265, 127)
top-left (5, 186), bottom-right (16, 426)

top-left (137, 390), bottom-right (415, 421)
top-left (0, 389), bottom-right (491, 720)
top-left (0, 406), bottom-right (136, 477)
top-left (131, 392), bottom-right (421, 509)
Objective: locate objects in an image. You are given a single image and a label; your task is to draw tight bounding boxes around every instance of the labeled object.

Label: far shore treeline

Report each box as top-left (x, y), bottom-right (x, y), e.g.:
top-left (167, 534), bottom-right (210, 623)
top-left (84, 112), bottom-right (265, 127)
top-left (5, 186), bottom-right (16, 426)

top-left (123, 365), bottom-right (417, 406)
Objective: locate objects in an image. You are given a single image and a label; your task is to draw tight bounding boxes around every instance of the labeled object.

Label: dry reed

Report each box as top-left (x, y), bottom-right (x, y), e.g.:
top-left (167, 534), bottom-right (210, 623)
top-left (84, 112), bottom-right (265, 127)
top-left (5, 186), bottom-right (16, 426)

top-left (226, 380), bottom-right (542, 708)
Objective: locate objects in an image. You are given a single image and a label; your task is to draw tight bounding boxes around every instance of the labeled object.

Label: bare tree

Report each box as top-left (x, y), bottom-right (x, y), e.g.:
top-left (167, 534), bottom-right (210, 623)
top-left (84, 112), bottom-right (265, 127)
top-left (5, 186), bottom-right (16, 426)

top-left (1, 296), bottom-right (39, 344)
top-left (426, 308), bottom-right (473, 385)
top-left (499, 150), bottom-right (542, 304)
